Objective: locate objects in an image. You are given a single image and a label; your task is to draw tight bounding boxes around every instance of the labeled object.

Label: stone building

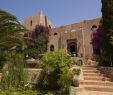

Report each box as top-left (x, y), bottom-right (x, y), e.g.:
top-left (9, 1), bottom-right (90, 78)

top-left (48, 18), bottom-right (100, 58)
top-left (24, 12), bottom-right (100, 59)
top-left (24, 12), bottom-right (53, 30)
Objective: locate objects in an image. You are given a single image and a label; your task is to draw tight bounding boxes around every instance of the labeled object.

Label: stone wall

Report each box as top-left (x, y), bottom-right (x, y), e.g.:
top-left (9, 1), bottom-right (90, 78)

top-left (24, 68), bottom-right (44, 84)
top-left (49, 18), bottom-right (101, 58)
top-left (24, 12), bottom-right (53, 30)
top-left (98, 67), bottom-right (113, 81)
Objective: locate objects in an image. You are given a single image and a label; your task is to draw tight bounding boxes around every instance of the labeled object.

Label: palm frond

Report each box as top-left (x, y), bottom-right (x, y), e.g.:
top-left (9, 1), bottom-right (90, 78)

top-left (0, 9), bottom-right (27, 49)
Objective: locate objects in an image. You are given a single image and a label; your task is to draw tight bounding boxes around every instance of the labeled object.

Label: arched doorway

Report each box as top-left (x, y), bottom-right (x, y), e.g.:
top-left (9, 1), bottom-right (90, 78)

top-left (67, 40), bottom-right (77, 55)
top-left (50, 45), bottom-right (54, 51)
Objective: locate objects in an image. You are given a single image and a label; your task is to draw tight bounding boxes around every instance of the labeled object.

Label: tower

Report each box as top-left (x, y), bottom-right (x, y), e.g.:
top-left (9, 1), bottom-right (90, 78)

top-left (24, 12), bottom-right (53, 30)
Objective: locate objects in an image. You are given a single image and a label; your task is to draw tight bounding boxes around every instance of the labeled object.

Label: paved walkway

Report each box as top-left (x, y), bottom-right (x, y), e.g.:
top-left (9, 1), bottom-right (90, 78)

top-left (77, 91), bottom-right (113, 95)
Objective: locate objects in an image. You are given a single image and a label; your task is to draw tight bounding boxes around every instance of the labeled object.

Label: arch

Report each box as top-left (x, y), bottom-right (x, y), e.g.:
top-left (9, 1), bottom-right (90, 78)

top-left (30, 20), bottom-right (32, 26)
top-left (50, 45), bottom-right (54, 51)
top-left (67, 41), bottom-right (77, 55)
top-left (92, 25), bottom-right (97, 29)
top-left (54, 33), bottom-right (58, 35)
top-left (91, 25), bottom-right (97, 31)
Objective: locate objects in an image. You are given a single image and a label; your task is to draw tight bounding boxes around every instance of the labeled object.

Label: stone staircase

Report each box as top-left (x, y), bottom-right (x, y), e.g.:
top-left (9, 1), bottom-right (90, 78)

top-left (76, 66), bottom-right (113, 95)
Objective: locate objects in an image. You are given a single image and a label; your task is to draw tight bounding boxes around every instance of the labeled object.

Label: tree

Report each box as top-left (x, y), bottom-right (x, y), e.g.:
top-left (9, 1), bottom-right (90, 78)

top-left (40, 50), bottom-right (73, 94)
top-left (0, 9), bottom-right (25, 49)
top-left (91, 24), bottom-right (103, 55)
top-left (0, 9), bottom-right (27, 89)
top-left (24, 25), bottom-right (49, 58)
top-left (101, 0), bottom-right (113, 66)
top-left (1, 53), bottom-right (26, 89)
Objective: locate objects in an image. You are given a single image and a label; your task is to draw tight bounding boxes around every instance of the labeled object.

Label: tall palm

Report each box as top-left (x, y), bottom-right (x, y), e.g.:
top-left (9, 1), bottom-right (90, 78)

top-left (0, 9), bottom-right (26, 49)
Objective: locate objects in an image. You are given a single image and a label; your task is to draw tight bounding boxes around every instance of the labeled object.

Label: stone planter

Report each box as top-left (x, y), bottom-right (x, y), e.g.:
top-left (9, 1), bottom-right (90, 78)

top-left (73, 74), bottom-right (80, 87)
top-left (26, 58), bottom-right (37, 68)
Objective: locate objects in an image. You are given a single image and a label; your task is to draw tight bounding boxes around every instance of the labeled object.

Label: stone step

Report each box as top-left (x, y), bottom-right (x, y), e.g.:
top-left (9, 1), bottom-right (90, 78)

top-left (84, 76), bottom-right (110, 81)
top-left (83, 72), bottom-right (101, 75)
top-left (82, 67), bottom-right (98, 70)
top-left (79, 66), bottom-right (113, 93)
top-left (80, 80), bottom-right (113, 86)
top-left (84, 85), bottom-right (113, 92)
top-left (83, 70), bottom-right (100, 73)
top-left (83, 73), bottom-right (103, 77)
top-left (77, 91), bottom-right (113, 95)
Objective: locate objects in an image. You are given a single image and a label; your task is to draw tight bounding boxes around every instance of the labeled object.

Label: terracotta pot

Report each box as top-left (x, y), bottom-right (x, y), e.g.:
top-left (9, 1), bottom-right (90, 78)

top-left (73, 79), bottom-right (79, 87)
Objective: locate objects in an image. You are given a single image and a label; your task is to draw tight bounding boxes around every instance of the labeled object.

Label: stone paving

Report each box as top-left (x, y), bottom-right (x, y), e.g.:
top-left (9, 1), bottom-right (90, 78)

top-left (77, 91), bottom-right (113, 95)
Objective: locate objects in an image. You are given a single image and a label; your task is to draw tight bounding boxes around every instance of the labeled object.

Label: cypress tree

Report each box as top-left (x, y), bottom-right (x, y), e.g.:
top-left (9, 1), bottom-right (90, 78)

top-left (101, 0), bottom-right (113, 66)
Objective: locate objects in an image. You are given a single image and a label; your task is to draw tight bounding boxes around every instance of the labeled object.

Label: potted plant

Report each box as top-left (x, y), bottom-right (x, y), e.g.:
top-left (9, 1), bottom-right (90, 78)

top-left (72, 67), bottom-right (81, 87)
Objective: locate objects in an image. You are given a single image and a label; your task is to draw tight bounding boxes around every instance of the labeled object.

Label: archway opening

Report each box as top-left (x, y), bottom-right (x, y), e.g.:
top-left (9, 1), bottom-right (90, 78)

top-left (67, 41), bottom-right (77, 55)
top-left (50, 45), bottom-right (54, 51)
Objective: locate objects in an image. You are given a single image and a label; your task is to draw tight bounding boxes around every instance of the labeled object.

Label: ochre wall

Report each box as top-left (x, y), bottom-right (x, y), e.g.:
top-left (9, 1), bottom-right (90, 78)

top-left (48, 18), bottom-right (100, 58)
top-left (24, 13), bottom-right (100, 59)
top-left (24, 12), bottom-right (53, 30)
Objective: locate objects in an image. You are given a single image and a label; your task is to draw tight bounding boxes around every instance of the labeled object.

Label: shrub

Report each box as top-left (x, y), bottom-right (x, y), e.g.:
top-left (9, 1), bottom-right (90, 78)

top-left (0, 52), bottom-right (6, 69)
top-left (40, 50), bottom-right (73, 93)
top-left (72, 67), bottom-right (81, 75)
top-left (1, 52), bottom-right (27, 89)
top-left (24, 25), bottom-right (49, 58)
top-left (0, 89), bottom-right (39, 95)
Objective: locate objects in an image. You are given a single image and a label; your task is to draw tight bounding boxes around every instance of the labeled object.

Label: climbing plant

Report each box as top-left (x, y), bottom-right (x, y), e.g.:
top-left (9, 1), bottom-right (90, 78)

top-left (24, 25), bottom-right (49, 58)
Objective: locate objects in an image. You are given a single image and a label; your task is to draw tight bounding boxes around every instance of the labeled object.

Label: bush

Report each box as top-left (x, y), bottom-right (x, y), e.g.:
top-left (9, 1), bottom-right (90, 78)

top-left (72, 67), bottom-right (81, 75)
top-left (40, 50), bottom-right (73, 93)
top-left (24, 25), bottom-right (49, 59)
top-left (0, 52), bottom-right (7, 69)
top-left (1, 52), bottom-right (27, 89)
top-left (0, 89), bottom-right (39, 95)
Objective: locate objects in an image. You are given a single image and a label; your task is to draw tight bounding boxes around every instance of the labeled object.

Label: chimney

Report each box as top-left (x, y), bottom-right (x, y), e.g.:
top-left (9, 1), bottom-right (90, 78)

top-left (45, 16), bottom-right (48, 27)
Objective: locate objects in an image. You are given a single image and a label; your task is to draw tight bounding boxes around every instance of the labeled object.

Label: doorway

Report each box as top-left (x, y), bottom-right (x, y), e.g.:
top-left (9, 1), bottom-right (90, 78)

top-left (67, 39), bottom-right (77, 55)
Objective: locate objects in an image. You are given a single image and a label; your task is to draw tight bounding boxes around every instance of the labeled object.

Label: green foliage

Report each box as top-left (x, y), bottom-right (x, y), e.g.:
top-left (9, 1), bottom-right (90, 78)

top-left (40, 50), bottom-right (73, 93)
top-left (70, 57), bottom-right (77, 66)
top-left (58, 70), bottom-right (73, 93)
top-left (35, 31), bottom-right (48, 55)
top-left (101, 0), bottom-right (113, 30)
top-left (24, 48), bottom-right (38, 58)
top-left (72, 67), bottom-right (81, 75)
top-left (0, 89), bottom-right (39, 95)
top-left (0, 9), bottom-right (26, 49)
top-left (0, 51), bottom-right (6, 69)
top-left (24, 26), bottom-right (49, 59)
top-left (1, 52), bottom-right (27, 89)
top-left (100, 0), bottom-right (113, 66)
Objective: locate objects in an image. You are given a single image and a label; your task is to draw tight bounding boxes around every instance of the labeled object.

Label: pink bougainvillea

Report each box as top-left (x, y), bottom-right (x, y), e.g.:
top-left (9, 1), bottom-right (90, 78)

top-left (91, 25), bottom-right (104, 50)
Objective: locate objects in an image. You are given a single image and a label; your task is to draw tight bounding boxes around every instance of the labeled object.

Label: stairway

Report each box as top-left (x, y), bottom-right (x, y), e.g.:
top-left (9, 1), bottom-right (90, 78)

top-left (76, 66), bottom-right (113, 95)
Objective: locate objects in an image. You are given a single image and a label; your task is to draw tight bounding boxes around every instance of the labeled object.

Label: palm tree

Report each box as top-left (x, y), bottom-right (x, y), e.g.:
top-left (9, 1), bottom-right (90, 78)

top-left (0, 9), bottom-right (26, 49)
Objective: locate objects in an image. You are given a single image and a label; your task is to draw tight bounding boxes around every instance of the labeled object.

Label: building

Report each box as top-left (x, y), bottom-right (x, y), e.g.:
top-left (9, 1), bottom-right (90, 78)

top-left (49, 18), bottom-right (100, 58)
top-left (24, 12), bottom-right (100, 59)
top-left (24, 12), bottom-right (53, 30)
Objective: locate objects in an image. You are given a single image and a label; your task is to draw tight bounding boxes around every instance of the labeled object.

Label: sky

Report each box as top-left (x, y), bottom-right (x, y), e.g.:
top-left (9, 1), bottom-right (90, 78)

top-left (0, 0), bottom-right (102, 27)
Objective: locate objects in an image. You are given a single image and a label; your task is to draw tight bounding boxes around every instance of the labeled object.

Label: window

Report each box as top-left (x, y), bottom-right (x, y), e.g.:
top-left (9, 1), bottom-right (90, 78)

top-left (92, 25), bottom-right (97, 29)
top-left (54, 33), bottom-right (58, 35)
top-left (50, 45), bottom-right (54, 51)
top-left (91, 25), bottom-right (97, 31)
top-left (49, 25), bottom-right (51, 28)
top-left (70, 29), bottom-right (76, 32)
top-left (30, 20), bottom-right (32, 26)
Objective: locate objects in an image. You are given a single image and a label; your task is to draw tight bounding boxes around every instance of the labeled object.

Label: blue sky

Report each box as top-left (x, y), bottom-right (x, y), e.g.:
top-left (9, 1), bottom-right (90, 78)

top-left (0, 0), bottom-right (101, 27)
